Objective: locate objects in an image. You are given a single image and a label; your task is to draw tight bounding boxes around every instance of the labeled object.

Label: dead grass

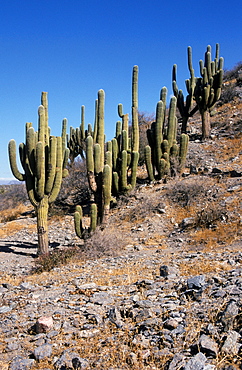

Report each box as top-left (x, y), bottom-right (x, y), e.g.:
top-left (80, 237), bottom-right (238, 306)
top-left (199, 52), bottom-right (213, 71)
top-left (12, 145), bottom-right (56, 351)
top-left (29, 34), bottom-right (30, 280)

top-left (0, 218), bottom-right (36, 238)
top-left (0, 204), bottom-right (30, 223)
top-left (203, 133), bottom-right (242, 167)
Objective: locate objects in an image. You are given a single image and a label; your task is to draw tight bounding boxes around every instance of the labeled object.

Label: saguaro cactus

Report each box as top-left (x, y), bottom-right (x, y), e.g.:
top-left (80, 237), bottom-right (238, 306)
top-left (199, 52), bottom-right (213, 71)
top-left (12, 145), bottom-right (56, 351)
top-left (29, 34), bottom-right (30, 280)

top-left (74, 89), bottom-right (112, 239)
top-left (172, 46), bottom-right (197, 133)
top-left (112, 65), bottom-right (140, 193)
top-left (194, 44), bottom-right (224, 139)
top-left (145, 94), bottom-right (189, 180)
top-left (173, 43), bottom-right (224, 139)
top-left (8, 92), bottom-right (69, 255)
top-left (67, 105), bottom-right (86, 162)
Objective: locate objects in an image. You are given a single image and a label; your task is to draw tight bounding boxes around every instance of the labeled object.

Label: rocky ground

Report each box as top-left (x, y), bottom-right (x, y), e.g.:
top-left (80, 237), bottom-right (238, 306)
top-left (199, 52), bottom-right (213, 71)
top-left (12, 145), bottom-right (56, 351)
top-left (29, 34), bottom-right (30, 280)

top-left (0, 98), bottom-right (241, 369)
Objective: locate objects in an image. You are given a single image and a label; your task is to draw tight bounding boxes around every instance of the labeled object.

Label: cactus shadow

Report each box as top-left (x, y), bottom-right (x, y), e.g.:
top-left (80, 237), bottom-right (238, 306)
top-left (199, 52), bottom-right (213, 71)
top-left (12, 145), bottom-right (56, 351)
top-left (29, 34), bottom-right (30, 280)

top-left (0, 241), bottom-right (37, 257)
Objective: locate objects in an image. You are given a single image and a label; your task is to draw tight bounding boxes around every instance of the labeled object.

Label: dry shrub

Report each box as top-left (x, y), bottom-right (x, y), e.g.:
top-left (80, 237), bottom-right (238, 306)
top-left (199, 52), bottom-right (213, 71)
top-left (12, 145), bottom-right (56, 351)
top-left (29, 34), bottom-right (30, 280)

top-left (194, 203), bottom-right (228, 229)
top-left (166, 177), bottom-right (218, 209)
top-left (33, 247), bottom-right (79, 273)
top-left (81, 225), bottom-right (126, 260)
top-left (0, 204), bottom-right (29, 222)
top-left (118, 189), bottom-right (164, 223)
top-left (50, 158), bottom-right (90, 216)
top-left (0, 184), bottom-right (27, 211)
top-left (190, 217), bottom-right (242, 251)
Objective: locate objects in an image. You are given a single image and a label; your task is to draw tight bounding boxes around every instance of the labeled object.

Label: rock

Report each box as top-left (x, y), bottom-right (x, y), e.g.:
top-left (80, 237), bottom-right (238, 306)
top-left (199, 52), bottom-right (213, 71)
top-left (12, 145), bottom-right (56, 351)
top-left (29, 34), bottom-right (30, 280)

top-left (221, 330), bottom-right (241, 355)
top-left (184, 352), bottom-right (207, 370)
top-left (9, 356), bottom-right (35, 370)
top-left (54, 349), bottom-right (89, 369)
top-left (187, 275), bottom-right (206, 290)
top-left (180, 217), bottom-right (196, 229)
top-left (160, 265), bottom-right (169, 277)
top-left (33, 343), bottom-right (52, 361)
top-left (168, 353), bottom-right (186, 369)
top-left (36, 316), bottom-right (53, 333)
top-left (199, 334), bottom-right (218, 358)
top-left (221, 300), bottom-right (239, 330)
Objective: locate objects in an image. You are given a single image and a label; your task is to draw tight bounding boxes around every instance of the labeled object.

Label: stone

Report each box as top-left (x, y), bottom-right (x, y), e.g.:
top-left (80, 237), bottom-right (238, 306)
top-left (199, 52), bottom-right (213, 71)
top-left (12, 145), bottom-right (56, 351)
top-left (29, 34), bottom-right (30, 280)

top-left (9, 356), bottom-right (35, 370)
top-left (54, 349), bottom-right (89, 369)
top-left (221, 330), bottom-right (241, 355)
top-left (187, 275), bottom-right (206, 290)
top-left (199, 334), bottom-right (218, 358)
top-left (184, 352), bottom-right (207, 370)
top-left (33, 343), bottom-right (52, 361)
top-left (221, 300), bottom-right (239, 330)
top-left (36, 316), bottom-right (53, 333)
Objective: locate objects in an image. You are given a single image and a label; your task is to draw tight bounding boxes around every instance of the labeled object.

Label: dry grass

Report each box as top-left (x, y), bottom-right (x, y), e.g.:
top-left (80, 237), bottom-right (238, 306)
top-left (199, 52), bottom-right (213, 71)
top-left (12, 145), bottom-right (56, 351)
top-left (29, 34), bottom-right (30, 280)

top-left (0, 217), bottom-right (36, 238)
top-left (203, 134), bottom-right (242, 168)
top-left (0, 204), bottom-right (30, 223)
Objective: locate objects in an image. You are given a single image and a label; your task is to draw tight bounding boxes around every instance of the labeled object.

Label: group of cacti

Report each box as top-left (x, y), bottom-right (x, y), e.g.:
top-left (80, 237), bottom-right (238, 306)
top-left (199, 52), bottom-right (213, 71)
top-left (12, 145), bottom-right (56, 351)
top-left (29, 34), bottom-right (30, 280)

top-left (8, 44), bottom-right (224, 255)
top-left (145, 88), bottom-right (189, 181)
top-left (172, 43), bottom-right (224, 139)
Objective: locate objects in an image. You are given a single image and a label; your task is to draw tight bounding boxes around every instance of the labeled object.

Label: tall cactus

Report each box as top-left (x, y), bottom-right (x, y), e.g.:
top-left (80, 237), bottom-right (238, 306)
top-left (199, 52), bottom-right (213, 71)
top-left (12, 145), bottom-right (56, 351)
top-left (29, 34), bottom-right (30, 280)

top-left (145, 95), bottom-right (189, 180)
top-left (194, 44), bottom-right (224, 139)
top-left (8, 92), bottom-right (69, 255)
top-left (74, 89), bottom-right (112, 239)
top-left (67, 105), bottom-right (86, 162)
top-left (173, 43), bottom-right (224, 139)
top-left (112, 65), bottom-right (140, 193)
top-left (172, 46), bottom-right (197, 133)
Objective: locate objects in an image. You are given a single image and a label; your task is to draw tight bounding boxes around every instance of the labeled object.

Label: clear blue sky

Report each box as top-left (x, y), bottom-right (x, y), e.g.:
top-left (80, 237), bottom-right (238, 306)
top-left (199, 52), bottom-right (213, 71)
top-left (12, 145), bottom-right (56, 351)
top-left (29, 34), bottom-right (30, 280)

top-left (1, 0), bottom-right (241, 182)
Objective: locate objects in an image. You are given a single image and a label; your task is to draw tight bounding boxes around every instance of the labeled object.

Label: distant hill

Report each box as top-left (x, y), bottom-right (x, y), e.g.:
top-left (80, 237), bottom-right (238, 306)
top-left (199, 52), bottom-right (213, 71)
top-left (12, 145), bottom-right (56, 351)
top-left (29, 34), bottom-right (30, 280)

top-left (0, 179), bottom-right (20, 185)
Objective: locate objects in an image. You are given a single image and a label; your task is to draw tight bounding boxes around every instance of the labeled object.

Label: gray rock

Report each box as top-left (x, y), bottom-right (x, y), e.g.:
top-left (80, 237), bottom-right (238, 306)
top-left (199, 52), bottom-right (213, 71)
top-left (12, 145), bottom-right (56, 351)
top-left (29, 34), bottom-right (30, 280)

top-left (9, 356), bottom-right (35, 370)
top-left (199, 334), bottom-right (218, 358)
top-left (168, 353), bottom-right (186, 369)
top-left (221, 330), bottom-right (241, 355)
top-left (54, 349), bottom-right (89, 369)
top-left (187, 275), bottom-right (206, 290)
top-left (33, 343), bottom-right (52, 361)
top-left (184, 352), bottom-right (207, 370)
top-left (221, 300), bottom-right (239, 330)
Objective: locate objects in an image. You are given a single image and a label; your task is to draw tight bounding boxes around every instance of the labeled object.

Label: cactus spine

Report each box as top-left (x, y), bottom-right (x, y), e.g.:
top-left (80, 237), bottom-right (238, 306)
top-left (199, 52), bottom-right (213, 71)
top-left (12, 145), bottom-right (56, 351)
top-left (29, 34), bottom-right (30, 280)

top-left (8, 92), bottom-right (69, 255)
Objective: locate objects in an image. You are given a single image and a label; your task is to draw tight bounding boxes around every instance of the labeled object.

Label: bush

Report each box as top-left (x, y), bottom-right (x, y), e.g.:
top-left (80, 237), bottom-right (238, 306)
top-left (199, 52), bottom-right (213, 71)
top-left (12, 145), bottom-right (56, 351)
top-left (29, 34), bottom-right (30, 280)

top-left (223, 61), bottom-right (242, 82)
top-left (219, 84), bottom-right (239, 105)
top-left (0, 184), bottom-right (28, 211)
top-left (50, 157), bottom-right (90, 216)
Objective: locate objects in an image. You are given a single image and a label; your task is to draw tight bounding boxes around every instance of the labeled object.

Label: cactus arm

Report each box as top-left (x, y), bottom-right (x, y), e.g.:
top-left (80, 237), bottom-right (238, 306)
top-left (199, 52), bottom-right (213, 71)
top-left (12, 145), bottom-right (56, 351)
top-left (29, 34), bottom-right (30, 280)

top-left (8, 139), bottom-right (25, 181)
top-left (48, 136), bottom-right (63, 203)
top-left (130, 151), bottom-right (139, 188)
top-left (96, 89), bottom-right (105, 168)
top-left (45, 136), bottom-right (57, 194)
top-left (35, 141), bottom-right (45, 199)
top-left (74, 205), bottom-right (84, 239)
top-left (131, 65), bottom-right (139, 153)
top-left (102, 164), bottom-right (112, 223)
top-left (90, 203), bottom-right (97, 232)
top-left (145, 145), bottom-right (155, 181)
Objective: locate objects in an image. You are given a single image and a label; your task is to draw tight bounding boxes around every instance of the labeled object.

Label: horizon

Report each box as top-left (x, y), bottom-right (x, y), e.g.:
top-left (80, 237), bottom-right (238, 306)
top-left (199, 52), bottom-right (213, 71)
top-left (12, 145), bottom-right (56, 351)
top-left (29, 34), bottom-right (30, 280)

top-left (1, 0), bottom-right (241, 182)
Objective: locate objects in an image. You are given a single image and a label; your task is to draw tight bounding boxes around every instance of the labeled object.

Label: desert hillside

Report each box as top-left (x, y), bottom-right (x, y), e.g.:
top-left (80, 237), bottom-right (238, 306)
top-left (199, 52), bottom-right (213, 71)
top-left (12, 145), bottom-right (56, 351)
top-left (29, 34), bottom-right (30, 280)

top-left (0, 72), bottom-right (241, 369)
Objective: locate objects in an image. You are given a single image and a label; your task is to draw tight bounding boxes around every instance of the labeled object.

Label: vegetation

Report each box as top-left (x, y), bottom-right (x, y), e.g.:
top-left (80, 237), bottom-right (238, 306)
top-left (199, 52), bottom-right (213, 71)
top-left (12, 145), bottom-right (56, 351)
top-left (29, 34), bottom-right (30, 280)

top-left (8, 92), bottom-right (69, 255)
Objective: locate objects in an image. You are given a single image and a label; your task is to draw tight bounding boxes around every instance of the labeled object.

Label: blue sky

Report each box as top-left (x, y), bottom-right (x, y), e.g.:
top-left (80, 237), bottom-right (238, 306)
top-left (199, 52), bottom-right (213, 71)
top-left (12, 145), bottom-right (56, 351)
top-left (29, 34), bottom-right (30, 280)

top-left (1, 0), bottom-right (241, 182)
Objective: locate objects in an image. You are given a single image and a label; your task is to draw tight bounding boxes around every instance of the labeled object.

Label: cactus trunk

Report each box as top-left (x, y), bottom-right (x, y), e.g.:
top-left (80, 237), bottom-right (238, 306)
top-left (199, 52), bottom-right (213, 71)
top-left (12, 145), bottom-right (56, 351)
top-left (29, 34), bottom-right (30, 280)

top-left (201, 110), bottom-right (211, 139)
top-left (36, 196), bottom-right (49, 255)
